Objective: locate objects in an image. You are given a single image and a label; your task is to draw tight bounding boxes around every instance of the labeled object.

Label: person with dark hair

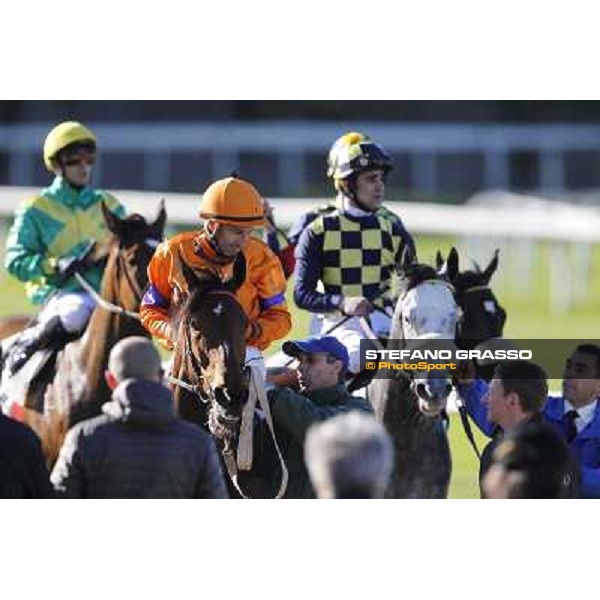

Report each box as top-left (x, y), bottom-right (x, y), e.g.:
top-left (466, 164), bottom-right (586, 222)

top-left (459, 346), bottom-right (600, 497)
top-left (542, 344), bottom-right (600, 497)
top-left (457, 360), bottom-right (549, 496)
top-left (290, 134), bottom-right (416, 376)
top-left (482, 421), bottom-right (576, 499)
top-left (259, 335), bottom-right (373, 498)
top-left (0, 413), bottom-right (53, 498)
top-left (51, 337), bottom-right (228, 498)
top-left (140, 175), bottom-right (291, 381)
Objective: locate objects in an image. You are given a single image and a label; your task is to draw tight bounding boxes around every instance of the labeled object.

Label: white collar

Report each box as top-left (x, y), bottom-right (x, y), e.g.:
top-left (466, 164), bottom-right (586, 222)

top-left (564, 398), bottom-right (598, 431)
top-left (340, 195), bottom-right (375, 218)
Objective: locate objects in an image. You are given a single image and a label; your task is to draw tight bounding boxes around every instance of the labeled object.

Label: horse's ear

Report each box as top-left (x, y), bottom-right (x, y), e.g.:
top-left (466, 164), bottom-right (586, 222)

top-left (398, 244), bottom-right (415, 271)
top-left (179, 255), bottom-right (200, 293)
top-left (446, 246), bottom-right (459, 281)
top-left (224, 252), bottom-right (247, 294)
top-left (102, 201), bottom-right (121, 234)
top-left (435, 250), bottom-right (444, 271)
top-left (150, 199), bottom-right (167, 239)
top-left (482, 249), bottom-right (499, 283)
top-left (472, 260), bottom-right (482, 274)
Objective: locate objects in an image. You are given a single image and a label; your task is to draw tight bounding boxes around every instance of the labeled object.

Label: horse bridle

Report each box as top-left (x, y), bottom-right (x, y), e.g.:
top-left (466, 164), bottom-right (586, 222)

top-left (74, 237), bottom-right (160, 321)
top-left (170, 289), bottom-right (246, 428)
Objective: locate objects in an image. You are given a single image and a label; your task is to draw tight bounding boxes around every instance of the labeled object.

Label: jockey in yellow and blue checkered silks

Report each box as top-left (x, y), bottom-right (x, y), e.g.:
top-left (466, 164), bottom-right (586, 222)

top-left (4, 122), bottom-right (126, 305)
top-left (291, 133), bottom-right (416, 373)
top-left (305, 210), bottom-right (404, 308)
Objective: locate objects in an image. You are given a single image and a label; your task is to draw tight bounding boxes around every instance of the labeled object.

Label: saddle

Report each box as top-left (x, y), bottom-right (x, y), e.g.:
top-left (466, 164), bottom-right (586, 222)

top-left (1, 324), bottom-right (79, 414)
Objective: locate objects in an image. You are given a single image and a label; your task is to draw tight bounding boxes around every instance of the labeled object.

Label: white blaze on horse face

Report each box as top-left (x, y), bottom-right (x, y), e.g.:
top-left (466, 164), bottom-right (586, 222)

top-left (213, 302), bottom-right (224, 317)
top-left (402, 282), bottom-right (457, 340)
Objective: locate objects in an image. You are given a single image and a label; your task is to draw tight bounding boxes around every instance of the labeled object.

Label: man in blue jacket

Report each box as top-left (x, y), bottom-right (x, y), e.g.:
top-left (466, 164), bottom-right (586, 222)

top-left (458, 344), bottom-right (600, 498)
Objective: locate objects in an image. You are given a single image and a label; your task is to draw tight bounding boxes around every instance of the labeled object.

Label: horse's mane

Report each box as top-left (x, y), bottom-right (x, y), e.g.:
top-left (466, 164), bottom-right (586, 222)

top-left (452, 270), bottom-right (486, 292)
top-left (397, 263), bottom-right (444, 292)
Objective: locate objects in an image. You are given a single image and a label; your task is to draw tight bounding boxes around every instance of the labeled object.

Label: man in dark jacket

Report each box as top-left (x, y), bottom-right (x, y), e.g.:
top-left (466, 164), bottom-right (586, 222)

top-left (50, 336), bottom-right (228, 498)
top-left (0, 413), bottom-right (53, 498)
top-left (260, 335), bottom-right (373, 498)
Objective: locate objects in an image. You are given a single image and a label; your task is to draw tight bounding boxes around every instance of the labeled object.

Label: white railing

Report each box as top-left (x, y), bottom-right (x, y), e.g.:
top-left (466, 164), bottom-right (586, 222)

top-left (3, 122), bottom-right (600, 192)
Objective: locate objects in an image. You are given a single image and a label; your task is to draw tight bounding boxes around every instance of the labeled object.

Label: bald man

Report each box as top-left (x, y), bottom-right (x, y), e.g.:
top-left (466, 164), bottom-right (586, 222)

top-left (51, 336), bottom-right (227, 498)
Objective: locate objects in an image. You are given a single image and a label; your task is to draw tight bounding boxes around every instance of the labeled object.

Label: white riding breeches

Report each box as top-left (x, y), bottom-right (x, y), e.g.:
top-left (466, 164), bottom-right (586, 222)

top-left (38, 291), bottom-right (96, 333)
top-left (265, 310), bottom-right (392, 375)
top-left (319, 311), bottom-right (392, 374)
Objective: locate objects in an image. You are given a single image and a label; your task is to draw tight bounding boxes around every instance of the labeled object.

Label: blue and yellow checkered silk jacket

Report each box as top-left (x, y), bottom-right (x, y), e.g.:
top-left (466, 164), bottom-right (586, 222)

top-left (293, 204), bottom-right (415, 314)
top-left (4, 176), bottom-right (125, 304)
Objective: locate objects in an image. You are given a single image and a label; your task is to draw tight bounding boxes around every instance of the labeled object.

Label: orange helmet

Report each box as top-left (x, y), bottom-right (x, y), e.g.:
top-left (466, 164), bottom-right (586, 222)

top-left (199, 176), bottom-right (266, 227)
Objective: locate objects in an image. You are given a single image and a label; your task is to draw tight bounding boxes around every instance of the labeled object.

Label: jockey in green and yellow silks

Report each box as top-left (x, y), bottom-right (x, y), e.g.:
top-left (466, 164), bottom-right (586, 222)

top-left (4, 121), bottom-right (126, 374)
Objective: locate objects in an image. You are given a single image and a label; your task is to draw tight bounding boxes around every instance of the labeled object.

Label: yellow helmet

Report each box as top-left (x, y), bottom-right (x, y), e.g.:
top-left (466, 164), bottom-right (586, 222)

top-left (326, 131), bottom-right (371, 178)
top-left (43, 121), bottom-right (97, 171)
top-left (199, 176), bottom-right (265, 227)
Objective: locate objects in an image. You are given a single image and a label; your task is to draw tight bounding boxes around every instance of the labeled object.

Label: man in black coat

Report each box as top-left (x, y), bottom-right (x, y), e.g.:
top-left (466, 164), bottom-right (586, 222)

top-left (51, 336), bottom-right (228, 498)
top-left (0, 413), bottom-right (53, 498)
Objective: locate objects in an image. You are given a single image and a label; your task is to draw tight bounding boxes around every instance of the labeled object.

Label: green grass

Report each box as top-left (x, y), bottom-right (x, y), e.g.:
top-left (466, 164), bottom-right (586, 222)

top-left (2, 232), bottom-right (597, 498)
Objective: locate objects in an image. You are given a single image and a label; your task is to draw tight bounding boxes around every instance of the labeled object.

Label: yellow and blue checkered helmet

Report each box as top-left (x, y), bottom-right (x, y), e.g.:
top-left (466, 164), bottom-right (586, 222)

top-left (333, 140), bottom-right (393, 182)
top-left (326, 131), bottom-right (371, 179)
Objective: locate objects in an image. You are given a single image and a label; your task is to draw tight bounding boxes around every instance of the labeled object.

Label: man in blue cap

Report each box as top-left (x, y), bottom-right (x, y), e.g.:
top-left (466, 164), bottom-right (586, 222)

top-left (259, 335), bottom-right (373, 498)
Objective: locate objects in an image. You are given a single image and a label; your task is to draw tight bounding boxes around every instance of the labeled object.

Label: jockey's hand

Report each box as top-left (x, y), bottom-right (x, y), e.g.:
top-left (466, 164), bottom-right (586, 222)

top-left (55, 241), bottom-right (97, 283)
top-left (341, 296), bottom-right (373, 317)
top-left (453, 359), bottom-right (476, 386)
top-left (263, 199), bottom-right (276, 233)
top-left (55, 255), bottom-right (87, 283)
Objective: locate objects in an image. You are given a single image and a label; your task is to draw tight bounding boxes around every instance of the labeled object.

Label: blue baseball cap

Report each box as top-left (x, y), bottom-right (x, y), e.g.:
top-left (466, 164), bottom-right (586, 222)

top-left (282, 335), bottom-right (349, 370)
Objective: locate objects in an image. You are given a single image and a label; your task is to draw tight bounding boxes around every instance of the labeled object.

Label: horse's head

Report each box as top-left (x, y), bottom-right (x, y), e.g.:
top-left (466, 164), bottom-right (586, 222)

top-left (390, 246), bottom-right (459, 417)
top-left (172, 255), bottom-right (248, 438)
top-left (437, 248), bottom-right (507, 350)
top-left (101, 201), bottom-right (167, 310)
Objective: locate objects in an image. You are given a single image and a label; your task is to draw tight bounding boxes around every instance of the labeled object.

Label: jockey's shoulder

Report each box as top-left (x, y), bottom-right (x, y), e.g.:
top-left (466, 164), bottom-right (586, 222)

top-left (22, 193), bottom-right (49, 210)
top-left (314, 201), bottom-right (337, 216)
top-left (307, 207), bottom-right (343, 235)
top-left (376, 204), bottom-right (403, 223)
top-left (243, 236), bottom-right (281, 262)
top-left (150, 230), bottom-right (197, 258)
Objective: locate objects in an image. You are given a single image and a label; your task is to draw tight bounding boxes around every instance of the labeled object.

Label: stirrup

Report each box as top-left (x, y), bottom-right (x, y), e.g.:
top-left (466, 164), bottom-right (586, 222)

top-left (6, 342), bottom-right (38, 376)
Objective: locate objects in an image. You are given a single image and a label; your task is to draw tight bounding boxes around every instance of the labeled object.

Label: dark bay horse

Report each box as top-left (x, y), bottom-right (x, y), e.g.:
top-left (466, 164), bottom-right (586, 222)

top-left (169, 257), bottom-right (260, 496)
top-left (368, 247), bottom-right (460, 498)
top-left (437, 247), bottom-right (511, 381)
top-left (2, 202), bottom-right (166, 464)
top-left (170, 257), bottom-right (248, 430)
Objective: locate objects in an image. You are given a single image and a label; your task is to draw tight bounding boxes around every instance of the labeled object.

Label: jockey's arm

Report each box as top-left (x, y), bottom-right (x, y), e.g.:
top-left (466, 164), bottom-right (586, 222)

top-left (292, 226), bottom-right (342, 314)
top-left (140, 244), bottom-right (176, 350)
top-left (390, 215), bottom-right (417, 263)
top-left (4, 202), bottom-right (57, 283)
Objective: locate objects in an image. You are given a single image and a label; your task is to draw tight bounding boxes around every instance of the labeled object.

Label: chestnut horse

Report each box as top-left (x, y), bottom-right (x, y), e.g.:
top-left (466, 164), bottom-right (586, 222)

top-left (1, 202), bottom-right (166, 465)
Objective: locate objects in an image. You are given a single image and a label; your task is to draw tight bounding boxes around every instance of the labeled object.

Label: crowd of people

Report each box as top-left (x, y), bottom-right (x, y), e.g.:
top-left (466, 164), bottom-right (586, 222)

top-left (1, 120), bottom-right (599, 499)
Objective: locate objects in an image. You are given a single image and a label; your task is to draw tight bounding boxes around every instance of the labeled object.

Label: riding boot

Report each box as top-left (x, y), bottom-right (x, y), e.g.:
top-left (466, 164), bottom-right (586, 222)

top-left (7, 316), bottom-right (73, 375)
